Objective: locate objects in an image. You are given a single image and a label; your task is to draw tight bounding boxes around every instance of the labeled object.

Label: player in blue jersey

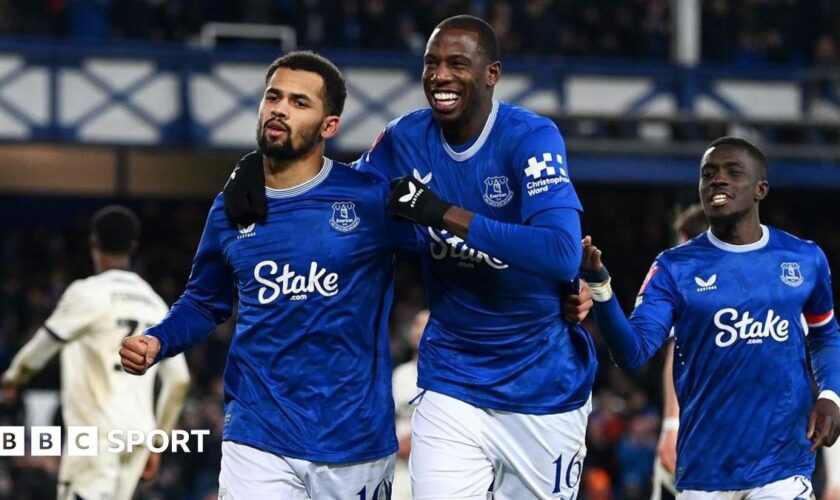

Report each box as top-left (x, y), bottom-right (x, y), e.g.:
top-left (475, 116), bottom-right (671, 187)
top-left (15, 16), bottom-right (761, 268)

top-left (120, 51), bottom-right (423, 499)
top-left (223, 14), bottom-right (596, 500)
top-left (581, 136), bottom-right (840, 498)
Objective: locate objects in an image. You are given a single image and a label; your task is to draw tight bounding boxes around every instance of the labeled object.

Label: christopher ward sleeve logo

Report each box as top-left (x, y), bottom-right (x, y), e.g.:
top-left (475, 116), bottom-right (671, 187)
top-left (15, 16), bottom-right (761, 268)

top-left (524, 153), bottom-right (570, 196)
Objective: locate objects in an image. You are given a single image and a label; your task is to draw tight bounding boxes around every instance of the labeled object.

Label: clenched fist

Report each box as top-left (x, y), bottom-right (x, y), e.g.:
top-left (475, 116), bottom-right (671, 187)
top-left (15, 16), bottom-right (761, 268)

top-left (120, 336), bottom-right (161, 375)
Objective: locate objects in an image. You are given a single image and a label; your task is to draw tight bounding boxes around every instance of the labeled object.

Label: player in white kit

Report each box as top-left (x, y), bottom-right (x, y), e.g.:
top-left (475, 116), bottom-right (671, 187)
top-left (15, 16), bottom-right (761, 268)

top-left (2, 205), bottom-right (190, 500)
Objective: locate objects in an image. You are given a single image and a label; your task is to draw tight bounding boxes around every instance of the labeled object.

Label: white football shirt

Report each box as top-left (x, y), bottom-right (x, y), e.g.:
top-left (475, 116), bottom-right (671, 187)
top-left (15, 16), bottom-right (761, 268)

top-left (45, 269), bottom-right (169, 433)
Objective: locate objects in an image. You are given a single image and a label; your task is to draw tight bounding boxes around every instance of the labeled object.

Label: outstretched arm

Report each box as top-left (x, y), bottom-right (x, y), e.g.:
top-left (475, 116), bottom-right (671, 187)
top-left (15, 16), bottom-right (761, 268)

top-left (1, 328), bottom-right (63, 387)
top-left (581, 236), bottom-right (673, 371)
top-left (3, 280), bottom-right (101, 386)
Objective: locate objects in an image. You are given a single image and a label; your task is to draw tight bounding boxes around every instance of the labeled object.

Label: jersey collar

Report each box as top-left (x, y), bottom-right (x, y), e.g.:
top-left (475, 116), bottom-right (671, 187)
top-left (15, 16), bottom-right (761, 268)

top-left (265, 158), bottom-right (332, 199)
top-left (441, 99), bottom-right (499, 162)
top-left (706, 224), bottom-right (769, 253)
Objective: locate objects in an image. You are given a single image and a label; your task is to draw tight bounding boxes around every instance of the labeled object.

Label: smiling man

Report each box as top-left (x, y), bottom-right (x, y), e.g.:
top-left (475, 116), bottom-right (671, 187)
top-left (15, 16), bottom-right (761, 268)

top-left (581, 136), bottom-right (840, 498)
top-left (365, 17), bottom-right (596, 500)
top-left (223, 14), bottom-right (596, 500)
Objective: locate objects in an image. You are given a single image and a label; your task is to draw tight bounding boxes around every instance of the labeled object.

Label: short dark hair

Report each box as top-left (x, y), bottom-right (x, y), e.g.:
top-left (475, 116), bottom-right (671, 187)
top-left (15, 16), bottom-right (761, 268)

top-left (435, 15), bottom-right (500, 63)
top-left (265, 51), bottom-right (347, 117)
top-left (91, 205), bottom-right (140, 254)
top-left (673, 204), bottom-right (708, 242)
top-left (707, 136), bottom-right (768, 180)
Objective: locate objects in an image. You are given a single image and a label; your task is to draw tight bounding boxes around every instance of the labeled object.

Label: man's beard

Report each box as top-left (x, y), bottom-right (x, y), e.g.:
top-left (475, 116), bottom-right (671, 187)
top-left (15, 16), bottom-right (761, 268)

top-left (706, 204), bottom-right (750, 229)
top-left (257, 123), bottom-right (321, 160)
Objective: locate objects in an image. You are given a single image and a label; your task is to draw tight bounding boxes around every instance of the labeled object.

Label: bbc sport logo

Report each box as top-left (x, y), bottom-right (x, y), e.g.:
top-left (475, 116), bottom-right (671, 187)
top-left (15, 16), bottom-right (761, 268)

top-left (0, 426), bottom-right (210, 456)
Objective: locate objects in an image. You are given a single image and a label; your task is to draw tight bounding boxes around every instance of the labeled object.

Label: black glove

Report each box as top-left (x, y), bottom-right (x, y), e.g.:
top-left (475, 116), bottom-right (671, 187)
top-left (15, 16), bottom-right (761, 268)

top-left (223, 150), bottom-right (266, 226)
top-left (386, 176), bottom-right (452, 228)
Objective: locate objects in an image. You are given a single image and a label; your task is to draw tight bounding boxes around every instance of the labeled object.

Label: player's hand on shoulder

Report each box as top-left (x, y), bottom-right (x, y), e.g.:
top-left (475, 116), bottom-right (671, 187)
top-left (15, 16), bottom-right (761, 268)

top-left (386, 176), bottom-right (451, 228)
top-left (807, 397), bottom-right (840, 451)
top-left (563, 280), bottom-right (593, 324)
top-left (223, 150), bottom-right (266, 226)
top-left (119, 335), bottom-right (161, 375)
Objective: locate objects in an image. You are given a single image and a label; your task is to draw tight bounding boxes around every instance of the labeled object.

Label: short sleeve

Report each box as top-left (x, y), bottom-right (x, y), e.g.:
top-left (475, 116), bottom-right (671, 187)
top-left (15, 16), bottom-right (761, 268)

top-left (514, 124), bottom-right (582, 222)
top-left (44, 281), bottom-right (102, 341)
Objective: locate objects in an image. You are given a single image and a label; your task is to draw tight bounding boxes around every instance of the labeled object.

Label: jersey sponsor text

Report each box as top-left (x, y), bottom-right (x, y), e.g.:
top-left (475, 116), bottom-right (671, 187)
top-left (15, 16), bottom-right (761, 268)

top-left (254, 260), bottom-right (339, 303)
top-left (428, 228), bottom-right (508, 270)
top-left (714, 308), bottom-right (790, 347)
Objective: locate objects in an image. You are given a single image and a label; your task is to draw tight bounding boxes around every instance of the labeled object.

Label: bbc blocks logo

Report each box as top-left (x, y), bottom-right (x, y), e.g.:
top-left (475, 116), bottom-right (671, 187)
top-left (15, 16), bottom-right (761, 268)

top-left (0, 426), bottom-right (210, 456)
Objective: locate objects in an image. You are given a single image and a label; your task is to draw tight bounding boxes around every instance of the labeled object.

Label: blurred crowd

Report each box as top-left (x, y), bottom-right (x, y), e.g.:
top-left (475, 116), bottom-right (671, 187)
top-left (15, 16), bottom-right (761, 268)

top-left (0, 182), bottom-right (837, 499)
top-left (0, 0), bottom-right (838, 66)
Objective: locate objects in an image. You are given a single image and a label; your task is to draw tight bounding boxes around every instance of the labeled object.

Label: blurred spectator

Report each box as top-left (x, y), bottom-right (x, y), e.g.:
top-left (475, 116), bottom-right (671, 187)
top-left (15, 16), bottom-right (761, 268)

top-left (616, 411), bottom-right (659, 499)
top-left (806, 34), bottom-right (840, 114)
top-left (701, 0), bottom-right (737, 62)
top-left (488, 0), bottom-right (518, 54)
top-left (585, 466), bottom-right (614, 500)
top-left (66, 0), bottom-right (112, 40)
top-left (517, 0), bottom-right (560, 55)
top-left (3, 0), bottom-right (840, 67)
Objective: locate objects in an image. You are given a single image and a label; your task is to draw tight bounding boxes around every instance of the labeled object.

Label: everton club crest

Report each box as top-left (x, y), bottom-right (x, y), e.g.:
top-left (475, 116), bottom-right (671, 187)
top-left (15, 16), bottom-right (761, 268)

top-left (780, 262), bottom-right (803, 287)
top-left (483, 176), bottom-right (513, 207)
top-left (330, 202), bottom-right (360, 232)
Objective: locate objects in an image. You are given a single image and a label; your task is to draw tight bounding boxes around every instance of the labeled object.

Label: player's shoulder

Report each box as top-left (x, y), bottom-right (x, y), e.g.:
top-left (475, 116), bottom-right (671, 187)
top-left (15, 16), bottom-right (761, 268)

top-left (655, 233), bottom-right (711, 266)
top-left (61, 272), bottom-right (121, 308)
top-left (95, 270), bottom-right (168, 307)
top-left (386, 108), bottom-right (434, 137)
top-left (115, 271), bottom-right (168, 307)
top-left (328, 159), bottom-right (389, 194)
top-left (207, 192), bottom-right (234, 229)
top-left (61, 276), bottom-right (99, 301)
top-left (768, 225), bottom-right (825, 258)
top-left (497, 101), bottom-right (559, 137)
top-left (768, 225), bottom-right (814, 246)
top-left (329, 159), bottom-right (383, 183)
top-left (210, 192), bottom-right (225, 213)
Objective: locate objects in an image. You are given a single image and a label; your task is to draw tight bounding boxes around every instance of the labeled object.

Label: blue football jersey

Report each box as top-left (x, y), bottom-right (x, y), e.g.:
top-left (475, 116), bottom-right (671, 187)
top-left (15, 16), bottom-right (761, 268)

top-left (354, 100), bottom-right (597, 414)
top-left (148, 159), bottom-right (421, 463)
top-left (633, 225), bottom-right (839, 490)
